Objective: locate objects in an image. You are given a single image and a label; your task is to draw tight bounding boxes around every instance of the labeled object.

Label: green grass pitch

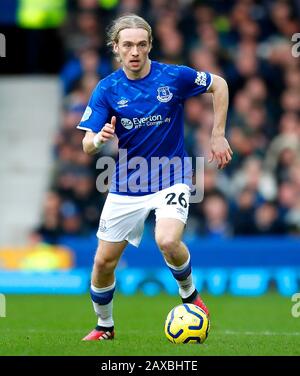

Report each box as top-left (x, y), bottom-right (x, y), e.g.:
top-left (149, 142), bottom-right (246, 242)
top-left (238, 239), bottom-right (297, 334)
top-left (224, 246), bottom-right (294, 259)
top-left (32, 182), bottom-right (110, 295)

top-left (0, 292), bottom-right (299, 356)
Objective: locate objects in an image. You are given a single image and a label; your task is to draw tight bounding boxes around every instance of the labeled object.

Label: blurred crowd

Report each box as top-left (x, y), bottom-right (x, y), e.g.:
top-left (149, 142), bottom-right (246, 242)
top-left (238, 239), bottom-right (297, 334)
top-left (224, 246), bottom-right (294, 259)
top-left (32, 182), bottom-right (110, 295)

top-left (30, 0), bottom-right (300, 242)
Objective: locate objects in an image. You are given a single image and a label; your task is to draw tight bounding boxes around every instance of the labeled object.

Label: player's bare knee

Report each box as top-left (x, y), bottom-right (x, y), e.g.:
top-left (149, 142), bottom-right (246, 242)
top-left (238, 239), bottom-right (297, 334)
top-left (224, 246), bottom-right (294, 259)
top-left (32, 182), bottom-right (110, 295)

top-left (93, 256), bottom-right (117, 274)
top-left (156, 236), bottom-right (181, 254)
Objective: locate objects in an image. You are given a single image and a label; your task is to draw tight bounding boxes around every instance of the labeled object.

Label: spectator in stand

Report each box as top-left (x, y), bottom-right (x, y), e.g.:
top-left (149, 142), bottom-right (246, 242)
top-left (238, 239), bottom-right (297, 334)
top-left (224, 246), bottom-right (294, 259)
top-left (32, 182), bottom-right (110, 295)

top-left (277, 181), bottom-right (298, 223)
top-left (264, 112), bottom-right (300, 182)
top-left (60, 200), bottom-right (86, 236)
top-left (29, 0), bottom-right (300, 241)
top-left (285, 195), bottom-right (300, 235)
top-left (230, 156), bottom-right (277, 202)
top-left (253, 201), bottom-right (286, 235)
top-left (33, 191), bottom-right (62, 244)
top-left (232, 188), bottom-right (257, 235)
top-left (198, 190), bottom-right (232, 238)
top-left (60, 47), bottom-right (112, 94)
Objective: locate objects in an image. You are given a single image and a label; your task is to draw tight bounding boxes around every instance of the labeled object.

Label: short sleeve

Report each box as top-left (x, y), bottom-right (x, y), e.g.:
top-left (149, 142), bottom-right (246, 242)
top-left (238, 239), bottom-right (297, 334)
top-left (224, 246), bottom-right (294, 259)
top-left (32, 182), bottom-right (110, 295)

top-left (177, 65), bottom-right (213, 100)
top-left (77, 81), bottom-right (110, 133)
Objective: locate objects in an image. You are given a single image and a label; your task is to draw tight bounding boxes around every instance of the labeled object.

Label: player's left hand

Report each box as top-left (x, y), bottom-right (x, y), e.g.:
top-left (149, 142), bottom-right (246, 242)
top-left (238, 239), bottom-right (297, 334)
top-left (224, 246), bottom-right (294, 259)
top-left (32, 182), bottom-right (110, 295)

top-left (208, 135), bottom-right (233, 169)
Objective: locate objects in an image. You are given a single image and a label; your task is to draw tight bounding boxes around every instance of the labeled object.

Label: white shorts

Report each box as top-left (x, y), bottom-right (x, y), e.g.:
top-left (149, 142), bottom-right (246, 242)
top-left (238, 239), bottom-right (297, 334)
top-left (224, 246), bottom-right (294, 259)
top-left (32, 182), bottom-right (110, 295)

top-left (97, 183), bottom-right (190, 247)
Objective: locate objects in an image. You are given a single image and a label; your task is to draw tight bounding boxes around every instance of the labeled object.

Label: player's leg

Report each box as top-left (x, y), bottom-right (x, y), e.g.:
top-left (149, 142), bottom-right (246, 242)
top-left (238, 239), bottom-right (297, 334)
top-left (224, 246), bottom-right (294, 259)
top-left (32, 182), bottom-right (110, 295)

top-left (154, 184), bottom-right (209, 316)
top-left (155, 218), bottom-right (209, 316)
top-left (82, 239), bottom-right (127, 341)
top-left (83, 192), bottom-right (149, 340)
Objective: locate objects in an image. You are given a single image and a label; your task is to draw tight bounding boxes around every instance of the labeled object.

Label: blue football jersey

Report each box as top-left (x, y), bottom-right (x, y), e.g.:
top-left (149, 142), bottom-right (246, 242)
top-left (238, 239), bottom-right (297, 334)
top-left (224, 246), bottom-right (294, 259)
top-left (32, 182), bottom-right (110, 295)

top-left (77, 60), bottom-right (213, 196)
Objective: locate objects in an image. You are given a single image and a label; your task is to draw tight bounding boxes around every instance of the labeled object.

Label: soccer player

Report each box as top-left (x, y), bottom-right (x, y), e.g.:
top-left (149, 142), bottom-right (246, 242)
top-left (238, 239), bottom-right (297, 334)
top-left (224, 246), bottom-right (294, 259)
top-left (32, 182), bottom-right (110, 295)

top-left (77, 14), bottom-right (232, 340)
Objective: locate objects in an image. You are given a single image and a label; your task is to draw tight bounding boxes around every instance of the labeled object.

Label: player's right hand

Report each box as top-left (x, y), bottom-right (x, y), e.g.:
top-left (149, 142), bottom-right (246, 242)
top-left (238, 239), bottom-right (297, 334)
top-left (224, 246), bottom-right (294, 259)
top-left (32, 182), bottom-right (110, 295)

top-left (98, 116), bottom-right (116, 143)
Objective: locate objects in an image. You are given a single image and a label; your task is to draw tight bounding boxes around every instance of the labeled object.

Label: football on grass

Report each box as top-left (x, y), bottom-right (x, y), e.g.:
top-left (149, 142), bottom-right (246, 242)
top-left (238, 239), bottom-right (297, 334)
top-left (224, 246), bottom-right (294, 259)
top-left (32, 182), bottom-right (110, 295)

top-left (164, 303), bottom-right (210, 344)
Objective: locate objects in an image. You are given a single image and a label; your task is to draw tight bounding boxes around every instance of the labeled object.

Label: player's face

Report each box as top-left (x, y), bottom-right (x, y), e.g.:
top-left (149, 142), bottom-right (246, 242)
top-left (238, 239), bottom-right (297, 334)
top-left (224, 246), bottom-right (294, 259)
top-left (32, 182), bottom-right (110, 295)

top-left (115, 28), bottom-right (151, 77)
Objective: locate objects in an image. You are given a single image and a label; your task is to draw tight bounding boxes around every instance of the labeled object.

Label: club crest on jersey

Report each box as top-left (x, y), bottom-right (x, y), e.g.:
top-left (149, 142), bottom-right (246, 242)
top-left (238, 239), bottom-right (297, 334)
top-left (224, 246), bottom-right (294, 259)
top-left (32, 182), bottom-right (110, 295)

top-left (157, 86), bottom-right (173, 103)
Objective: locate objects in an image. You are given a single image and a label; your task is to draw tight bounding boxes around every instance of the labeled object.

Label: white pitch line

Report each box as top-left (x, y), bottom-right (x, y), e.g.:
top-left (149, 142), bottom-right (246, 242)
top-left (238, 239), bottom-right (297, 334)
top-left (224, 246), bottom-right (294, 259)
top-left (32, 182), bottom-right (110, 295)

top-left (215, 330), bottom-right (300, 336)
top-left (0, 328), bottom-right (84, 334)
top-left (1, 328), bottom-right (300, 337)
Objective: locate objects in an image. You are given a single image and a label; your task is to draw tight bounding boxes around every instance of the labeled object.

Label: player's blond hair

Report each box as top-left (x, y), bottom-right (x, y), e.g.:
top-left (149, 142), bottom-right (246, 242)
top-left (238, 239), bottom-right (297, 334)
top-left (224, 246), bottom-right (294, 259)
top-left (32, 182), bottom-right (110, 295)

top-left (107, 14), bottom-right (153, 49)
